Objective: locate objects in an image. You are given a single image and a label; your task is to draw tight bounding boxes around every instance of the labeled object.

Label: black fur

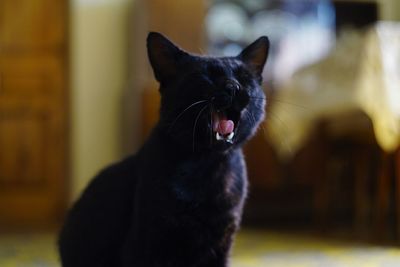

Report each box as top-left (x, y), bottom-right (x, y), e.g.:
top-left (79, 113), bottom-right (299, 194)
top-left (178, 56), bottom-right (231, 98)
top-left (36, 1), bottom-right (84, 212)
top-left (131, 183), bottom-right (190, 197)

top-left (58, 32), bottom-right (269, 267)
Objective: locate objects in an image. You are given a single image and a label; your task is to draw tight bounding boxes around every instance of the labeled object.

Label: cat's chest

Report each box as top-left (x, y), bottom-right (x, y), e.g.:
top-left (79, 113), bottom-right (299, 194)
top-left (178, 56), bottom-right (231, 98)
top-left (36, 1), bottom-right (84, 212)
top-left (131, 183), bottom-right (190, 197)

top-left (169, 157), bottom-right (244, 212)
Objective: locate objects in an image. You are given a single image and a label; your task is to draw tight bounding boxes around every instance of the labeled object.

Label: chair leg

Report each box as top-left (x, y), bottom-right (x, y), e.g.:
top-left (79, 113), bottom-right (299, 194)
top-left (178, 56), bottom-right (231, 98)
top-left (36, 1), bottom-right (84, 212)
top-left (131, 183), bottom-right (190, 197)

top-left (314, 168), bottom-right (330, 231)
top-left (395, 149), bottom-right (400, 241)
top-left (374, 151), bottom-right (391, 240)
top-left (354, 147), bottom-right (371, 237)
top-left (313, 135), bottom-right (330, 231)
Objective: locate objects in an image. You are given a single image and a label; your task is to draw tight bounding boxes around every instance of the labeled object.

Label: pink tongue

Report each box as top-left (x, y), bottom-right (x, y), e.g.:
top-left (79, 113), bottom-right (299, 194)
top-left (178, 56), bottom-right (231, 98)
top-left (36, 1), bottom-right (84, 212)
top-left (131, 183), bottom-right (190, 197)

top-left (217, 120), bottom-right (234, 135)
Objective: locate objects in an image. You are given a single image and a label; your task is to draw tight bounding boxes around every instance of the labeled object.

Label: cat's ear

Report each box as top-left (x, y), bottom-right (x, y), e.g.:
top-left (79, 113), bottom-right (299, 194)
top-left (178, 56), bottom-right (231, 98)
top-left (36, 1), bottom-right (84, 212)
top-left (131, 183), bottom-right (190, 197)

top-left (237, 36), bottom-right (270, 77)
top-left (147, 32), bottom-right (187, 83)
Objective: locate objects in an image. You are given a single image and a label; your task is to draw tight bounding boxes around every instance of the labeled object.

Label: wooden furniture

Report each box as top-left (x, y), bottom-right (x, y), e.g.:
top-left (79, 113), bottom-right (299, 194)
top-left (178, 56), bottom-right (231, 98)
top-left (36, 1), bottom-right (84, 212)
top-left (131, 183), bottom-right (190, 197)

top-left (0, 0), bottom-right (68, 228)
top-left (396, 148), bottom-right (400, 241)
top-left (311, 113), bottom-right (378, 232)
top-left (304, 112), bottom-right (400, 242)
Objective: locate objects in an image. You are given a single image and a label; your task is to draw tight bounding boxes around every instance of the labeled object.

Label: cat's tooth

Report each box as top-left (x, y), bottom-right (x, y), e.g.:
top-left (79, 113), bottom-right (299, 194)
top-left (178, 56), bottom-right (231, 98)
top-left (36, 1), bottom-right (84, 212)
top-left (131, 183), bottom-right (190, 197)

top-left (216, 132), bottom-right (223, 140)
top-left (227, 132), bottom-right (234, 140)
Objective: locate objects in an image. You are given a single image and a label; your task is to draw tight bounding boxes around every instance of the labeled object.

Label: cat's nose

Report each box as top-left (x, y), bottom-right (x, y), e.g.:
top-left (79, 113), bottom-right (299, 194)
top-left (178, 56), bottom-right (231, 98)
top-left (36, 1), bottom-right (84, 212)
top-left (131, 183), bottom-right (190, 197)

top-left (225, 80), bottom-right (240, 95)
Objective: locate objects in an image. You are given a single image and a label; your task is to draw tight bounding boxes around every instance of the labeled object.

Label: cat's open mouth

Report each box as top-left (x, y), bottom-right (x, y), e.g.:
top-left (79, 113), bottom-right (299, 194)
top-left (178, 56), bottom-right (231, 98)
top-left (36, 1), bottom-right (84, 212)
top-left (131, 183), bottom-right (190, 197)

top-left (212, 110), bottom-right (239, 144)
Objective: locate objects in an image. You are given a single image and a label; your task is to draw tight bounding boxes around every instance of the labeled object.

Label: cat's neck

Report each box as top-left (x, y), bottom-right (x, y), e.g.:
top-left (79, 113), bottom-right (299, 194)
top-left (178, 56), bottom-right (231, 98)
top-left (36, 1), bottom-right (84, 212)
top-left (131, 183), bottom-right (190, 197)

top-left (140, 126), bottom-right (239, 164)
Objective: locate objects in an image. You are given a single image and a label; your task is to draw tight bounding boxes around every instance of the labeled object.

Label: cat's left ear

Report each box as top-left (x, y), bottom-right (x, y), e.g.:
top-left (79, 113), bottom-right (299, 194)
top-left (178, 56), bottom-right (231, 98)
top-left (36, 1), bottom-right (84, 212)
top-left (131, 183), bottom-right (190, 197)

top-left (237, 36), bottom-right (270, 77)
top-left (147, 32), bottom-right (188, 83)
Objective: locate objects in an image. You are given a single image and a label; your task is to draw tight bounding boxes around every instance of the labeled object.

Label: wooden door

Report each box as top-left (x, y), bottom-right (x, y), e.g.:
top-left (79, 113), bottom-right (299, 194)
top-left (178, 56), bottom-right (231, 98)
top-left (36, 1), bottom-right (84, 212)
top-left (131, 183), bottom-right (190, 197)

top-left (0, 0), bottom-right (68, 228)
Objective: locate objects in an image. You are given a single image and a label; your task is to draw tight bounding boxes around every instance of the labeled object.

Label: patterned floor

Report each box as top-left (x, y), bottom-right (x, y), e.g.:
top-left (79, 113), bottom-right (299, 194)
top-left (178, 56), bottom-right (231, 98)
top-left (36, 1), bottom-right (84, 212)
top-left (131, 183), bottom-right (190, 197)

top-left (1, 229), bottom-right (400, 267)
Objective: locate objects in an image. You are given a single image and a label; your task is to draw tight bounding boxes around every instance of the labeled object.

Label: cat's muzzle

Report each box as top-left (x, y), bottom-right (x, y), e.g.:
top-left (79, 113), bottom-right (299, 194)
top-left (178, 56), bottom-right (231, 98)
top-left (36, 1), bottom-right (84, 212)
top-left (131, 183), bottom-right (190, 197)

top-left (210, 80), bottom-right (246, 144)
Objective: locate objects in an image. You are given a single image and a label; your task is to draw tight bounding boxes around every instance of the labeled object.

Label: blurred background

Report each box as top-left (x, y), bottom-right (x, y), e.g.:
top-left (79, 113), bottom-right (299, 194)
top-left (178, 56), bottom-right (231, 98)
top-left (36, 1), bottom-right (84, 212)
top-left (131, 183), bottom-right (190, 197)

top-left (1, 0), bottom-right (400, 266)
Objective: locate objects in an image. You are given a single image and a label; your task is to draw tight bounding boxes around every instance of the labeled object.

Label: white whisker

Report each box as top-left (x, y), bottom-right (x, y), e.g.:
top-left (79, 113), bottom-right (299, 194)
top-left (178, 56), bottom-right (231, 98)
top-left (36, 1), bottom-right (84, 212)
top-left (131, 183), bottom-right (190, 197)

top-left (168, 100), bottom-right (209, 133)
top-left (192, 104), bottom-right (209, 152)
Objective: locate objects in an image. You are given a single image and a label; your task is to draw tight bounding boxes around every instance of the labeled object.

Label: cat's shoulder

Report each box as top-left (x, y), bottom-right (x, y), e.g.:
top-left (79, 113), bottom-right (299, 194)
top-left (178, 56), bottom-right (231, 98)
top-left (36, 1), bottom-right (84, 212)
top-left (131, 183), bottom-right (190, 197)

top-left (100, 154), bottom-right (138, 177)
top-left (76, 155), bottom-right (138, 202)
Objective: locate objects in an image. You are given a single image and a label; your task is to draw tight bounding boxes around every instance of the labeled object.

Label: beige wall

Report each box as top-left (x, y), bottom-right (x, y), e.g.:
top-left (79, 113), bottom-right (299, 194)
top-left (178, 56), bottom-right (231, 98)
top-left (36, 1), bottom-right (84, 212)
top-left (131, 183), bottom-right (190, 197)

top-left (381, 0), bottom-right (400, 20)
top-left (70, 0), bottom-right (136, 201)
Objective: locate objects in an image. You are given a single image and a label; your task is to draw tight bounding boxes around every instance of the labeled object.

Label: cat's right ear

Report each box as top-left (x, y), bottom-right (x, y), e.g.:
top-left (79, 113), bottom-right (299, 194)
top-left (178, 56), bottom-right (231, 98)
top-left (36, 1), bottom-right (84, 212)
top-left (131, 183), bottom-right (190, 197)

top-left (147, 32), bottom-right (187, 83)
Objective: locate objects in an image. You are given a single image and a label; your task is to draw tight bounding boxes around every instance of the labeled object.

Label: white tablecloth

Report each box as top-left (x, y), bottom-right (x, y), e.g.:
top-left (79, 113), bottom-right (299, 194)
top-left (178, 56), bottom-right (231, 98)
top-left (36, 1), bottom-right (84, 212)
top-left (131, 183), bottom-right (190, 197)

top-left (266, 22), bottom-right (400, 160)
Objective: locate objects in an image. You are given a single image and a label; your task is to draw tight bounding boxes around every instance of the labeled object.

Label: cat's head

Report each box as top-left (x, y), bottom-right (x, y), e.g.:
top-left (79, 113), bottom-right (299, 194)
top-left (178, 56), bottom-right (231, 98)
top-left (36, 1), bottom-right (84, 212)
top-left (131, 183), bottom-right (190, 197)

top-left (147, 32), bottom-right (269, 153)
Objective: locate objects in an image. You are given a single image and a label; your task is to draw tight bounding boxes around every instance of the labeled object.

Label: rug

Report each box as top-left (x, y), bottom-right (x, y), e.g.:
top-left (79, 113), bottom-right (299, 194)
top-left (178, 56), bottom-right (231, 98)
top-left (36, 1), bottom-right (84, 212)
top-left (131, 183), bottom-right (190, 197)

top-left (1, 230), bottom-right (400, 267)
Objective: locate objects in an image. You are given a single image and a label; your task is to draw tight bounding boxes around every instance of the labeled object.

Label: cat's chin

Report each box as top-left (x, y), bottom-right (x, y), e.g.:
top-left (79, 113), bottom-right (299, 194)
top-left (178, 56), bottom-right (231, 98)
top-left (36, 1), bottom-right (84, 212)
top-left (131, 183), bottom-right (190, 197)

top-left (211, 139), bottom-right (235, 151)
top-left (208, 131), bottom-right (239, 152)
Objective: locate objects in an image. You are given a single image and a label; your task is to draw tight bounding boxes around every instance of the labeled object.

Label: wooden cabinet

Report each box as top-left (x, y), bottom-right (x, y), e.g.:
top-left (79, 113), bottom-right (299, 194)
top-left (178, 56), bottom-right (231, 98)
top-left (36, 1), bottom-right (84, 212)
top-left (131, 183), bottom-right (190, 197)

top-left (0, 0), bottom-right (68, 228)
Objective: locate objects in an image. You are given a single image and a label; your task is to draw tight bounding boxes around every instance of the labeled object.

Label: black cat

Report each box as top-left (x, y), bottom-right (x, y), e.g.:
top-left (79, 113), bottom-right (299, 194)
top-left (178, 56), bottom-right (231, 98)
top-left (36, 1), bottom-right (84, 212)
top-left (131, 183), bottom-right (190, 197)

top-left (59, 32), bottom-right (269, 267)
